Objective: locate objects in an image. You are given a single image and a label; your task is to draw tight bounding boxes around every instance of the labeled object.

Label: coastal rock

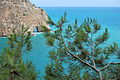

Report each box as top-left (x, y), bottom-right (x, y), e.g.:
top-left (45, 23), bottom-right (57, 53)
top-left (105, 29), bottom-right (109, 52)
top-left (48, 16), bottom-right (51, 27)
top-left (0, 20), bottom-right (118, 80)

top-left (0, 0), bottom-right (50, 36)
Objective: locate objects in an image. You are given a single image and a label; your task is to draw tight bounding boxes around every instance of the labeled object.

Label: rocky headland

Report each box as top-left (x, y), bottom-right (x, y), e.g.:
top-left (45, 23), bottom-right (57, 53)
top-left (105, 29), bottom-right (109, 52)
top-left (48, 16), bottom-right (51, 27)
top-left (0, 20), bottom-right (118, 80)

top-left (0, 0), bottom-right (50, 36)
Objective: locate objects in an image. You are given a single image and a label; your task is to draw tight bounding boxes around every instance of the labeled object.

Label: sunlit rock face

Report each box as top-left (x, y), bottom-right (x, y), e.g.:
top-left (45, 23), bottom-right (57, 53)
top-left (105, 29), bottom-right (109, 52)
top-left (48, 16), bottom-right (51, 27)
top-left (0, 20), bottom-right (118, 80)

top-left (0, 0), bottom-right (50, 36)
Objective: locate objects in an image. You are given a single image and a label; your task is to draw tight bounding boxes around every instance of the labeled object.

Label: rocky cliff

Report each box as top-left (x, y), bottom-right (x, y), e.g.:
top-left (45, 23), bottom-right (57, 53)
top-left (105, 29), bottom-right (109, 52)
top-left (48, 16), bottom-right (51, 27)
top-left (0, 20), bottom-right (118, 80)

top-left (0, 0), bottom-right (50, 36)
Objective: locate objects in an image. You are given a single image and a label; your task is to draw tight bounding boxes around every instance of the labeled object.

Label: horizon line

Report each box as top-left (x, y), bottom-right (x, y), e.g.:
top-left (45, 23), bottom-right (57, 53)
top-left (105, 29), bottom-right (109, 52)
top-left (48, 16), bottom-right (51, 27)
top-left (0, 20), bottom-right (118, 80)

top-left (38, 6), bottom-right (120, 8)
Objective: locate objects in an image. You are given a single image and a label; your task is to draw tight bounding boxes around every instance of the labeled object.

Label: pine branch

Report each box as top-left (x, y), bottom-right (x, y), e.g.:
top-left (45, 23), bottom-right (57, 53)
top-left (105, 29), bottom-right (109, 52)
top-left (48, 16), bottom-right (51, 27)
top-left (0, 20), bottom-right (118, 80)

top-left (100, 62), bottom-right (120, 71)
top-left (62, 41), bottom-right (99, 73)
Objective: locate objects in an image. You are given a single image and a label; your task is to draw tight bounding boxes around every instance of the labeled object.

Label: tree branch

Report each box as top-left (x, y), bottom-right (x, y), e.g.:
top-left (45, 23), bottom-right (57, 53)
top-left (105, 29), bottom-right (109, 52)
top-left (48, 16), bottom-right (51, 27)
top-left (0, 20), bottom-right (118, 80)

top-left (63, 43), bottom-right (99, 73)
top-left (100, 62), bottom-right (120, 71)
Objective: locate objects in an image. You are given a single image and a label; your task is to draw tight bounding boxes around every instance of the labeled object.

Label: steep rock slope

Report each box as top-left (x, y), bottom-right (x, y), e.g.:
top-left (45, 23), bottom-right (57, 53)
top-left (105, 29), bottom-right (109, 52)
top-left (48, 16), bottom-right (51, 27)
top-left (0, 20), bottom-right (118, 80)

top-left (0, 0), bottom-right (49, 36)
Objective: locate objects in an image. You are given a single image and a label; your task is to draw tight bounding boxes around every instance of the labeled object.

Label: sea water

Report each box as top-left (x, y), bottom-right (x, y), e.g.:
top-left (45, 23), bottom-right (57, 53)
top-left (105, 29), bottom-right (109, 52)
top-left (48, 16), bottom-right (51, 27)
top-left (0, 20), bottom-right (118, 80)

top-left (0, 7), bottom-right (120, 76)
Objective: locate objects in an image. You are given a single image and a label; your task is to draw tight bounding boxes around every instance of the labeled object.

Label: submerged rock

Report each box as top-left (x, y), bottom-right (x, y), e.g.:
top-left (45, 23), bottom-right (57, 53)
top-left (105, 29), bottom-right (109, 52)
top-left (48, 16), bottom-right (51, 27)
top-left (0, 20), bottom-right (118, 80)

top-left (0, 0), bottom-right (50, 36)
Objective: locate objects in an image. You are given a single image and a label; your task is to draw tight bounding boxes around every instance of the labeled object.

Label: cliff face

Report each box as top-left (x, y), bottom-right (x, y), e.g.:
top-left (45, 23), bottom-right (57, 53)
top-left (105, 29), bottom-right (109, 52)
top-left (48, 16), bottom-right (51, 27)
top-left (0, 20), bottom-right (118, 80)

top-left (0, 0), bottom-right (50, 36)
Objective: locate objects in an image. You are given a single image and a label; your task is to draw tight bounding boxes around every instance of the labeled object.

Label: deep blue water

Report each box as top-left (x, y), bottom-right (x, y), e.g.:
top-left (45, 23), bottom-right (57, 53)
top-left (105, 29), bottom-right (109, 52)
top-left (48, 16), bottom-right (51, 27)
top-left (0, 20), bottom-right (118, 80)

top-left (44, 7), bottom-right (120, 44)
top-left (0, 7), bottom-right (120, 76)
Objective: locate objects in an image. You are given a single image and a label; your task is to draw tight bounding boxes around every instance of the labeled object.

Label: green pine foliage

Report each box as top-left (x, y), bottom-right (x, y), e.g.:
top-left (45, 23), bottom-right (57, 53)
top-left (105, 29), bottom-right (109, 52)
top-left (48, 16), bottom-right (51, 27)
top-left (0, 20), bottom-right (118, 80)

top-left (0, 26), bottom-right (38, 80)
top-left (105, 65), bottom-right (120, 79)
top-left (44, 13), bottom-right (120, 80)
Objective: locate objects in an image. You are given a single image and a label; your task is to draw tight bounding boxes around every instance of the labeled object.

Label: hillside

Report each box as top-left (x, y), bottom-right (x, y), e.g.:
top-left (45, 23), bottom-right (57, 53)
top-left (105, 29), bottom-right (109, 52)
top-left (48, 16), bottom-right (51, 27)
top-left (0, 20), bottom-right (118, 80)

top-left (0, 0), bottom-right (50, 36)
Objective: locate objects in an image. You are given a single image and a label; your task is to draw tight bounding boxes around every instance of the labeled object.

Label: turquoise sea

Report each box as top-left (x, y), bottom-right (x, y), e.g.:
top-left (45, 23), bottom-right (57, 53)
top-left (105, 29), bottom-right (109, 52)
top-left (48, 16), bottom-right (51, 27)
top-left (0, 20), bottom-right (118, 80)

top-left (0, 7), bottom-right (120, 76)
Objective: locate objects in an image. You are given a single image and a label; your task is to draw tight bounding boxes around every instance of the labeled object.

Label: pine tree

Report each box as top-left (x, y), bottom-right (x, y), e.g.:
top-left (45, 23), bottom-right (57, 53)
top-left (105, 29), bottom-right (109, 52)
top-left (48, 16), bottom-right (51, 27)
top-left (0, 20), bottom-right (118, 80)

top-left (44, 13), bottom-right (120, 80)
top-left (0, 26), bottom-right (38, 80)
